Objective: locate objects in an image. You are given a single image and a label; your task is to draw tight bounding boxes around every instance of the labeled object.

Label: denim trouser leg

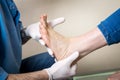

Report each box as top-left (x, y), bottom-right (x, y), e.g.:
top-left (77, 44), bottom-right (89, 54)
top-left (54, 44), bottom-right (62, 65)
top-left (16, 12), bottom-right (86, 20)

top-left (20, 52), bottom-right (55, 73)
top-left (98, 8), bottom-right (120, 45)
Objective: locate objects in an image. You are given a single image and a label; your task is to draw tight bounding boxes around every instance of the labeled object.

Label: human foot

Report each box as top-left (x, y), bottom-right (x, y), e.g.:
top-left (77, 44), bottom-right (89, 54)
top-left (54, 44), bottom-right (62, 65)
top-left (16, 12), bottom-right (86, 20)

top-left (40, 15), bottom-right (73, 60)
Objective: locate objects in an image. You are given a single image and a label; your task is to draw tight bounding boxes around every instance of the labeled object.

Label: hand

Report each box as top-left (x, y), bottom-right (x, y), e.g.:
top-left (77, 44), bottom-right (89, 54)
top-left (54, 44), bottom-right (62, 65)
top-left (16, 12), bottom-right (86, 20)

top-left (25, 17), bottom-right (65, 57)
top-left (25, 17), bottom-right (65, 41)
top-left (108, 71), bottom-right (120, 80)
top-left (40, 15), bottom-right (72, 60)
top-left (45, 51), bottom-right (79, 80)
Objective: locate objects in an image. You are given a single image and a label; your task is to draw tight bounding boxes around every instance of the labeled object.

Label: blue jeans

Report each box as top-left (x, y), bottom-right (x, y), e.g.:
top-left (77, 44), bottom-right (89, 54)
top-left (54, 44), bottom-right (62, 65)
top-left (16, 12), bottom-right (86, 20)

top-left (20, 52), bottom-right (55, 73)
top-left (98, 8), bottom-right (120, 45)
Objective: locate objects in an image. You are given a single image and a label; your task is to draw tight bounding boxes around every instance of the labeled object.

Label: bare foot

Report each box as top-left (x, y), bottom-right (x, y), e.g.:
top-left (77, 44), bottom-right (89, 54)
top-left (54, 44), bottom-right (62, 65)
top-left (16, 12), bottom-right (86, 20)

top-left (40, 15), bottom-right (73, 60)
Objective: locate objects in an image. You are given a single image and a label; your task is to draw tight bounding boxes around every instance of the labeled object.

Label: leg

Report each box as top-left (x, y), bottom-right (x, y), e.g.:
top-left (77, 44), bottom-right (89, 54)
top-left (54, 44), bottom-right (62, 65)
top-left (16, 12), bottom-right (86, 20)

top-left (40, 15), bottom-right (107, 62)
top-left (20, 52), bottom-right (55, 73)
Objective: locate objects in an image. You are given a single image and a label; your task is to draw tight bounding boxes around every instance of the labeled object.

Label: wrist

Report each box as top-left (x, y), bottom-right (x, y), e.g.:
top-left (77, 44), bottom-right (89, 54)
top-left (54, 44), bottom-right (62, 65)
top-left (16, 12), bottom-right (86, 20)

top-left (34, 70), bottom-right (49, 80)
top-left (44, 69), bottom-right (52, 80)
top-left (42, 70), bottom-right (50, 80)
top-left (7, 70), bottom-right (49, 80)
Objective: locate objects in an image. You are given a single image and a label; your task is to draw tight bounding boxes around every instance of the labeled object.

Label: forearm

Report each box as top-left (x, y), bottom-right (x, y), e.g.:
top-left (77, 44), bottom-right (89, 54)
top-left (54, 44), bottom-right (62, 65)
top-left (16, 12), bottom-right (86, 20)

top-left (7, 70), bottom-right (49, 80)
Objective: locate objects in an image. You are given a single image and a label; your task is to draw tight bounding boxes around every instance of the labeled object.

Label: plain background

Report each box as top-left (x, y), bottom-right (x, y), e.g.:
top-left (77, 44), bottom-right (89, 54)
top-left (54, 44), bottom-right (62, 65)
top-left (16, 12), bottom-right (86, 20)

top-left (14, 0), bottom-right (120, 75)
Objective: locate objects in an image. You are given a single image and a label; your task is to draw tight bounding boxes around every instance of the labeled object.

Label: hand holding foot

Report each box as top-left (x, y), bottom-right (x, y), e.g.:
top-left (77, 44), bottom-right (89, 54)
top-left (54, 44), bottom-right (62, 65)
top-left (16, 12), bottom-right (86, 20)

top-left (40, 15), bottom-right (74, 60)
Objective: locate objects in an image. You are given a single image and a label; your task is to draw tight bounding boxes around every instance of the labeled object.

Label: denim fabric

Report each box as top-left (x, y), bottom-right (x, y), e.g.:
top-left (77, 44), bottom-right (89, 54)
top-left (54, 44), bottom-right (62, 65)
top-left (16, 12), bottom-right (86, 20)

top-left (0, 68), bottom-right (8, 80)
top-left (0, 0), bottom-right (55, 80)
top-left (20, 52), bottom-right (55, 73)
top-left (0, 0), bottom-right (22, 75)
top-left (98, 8), bottom-right (120, 45)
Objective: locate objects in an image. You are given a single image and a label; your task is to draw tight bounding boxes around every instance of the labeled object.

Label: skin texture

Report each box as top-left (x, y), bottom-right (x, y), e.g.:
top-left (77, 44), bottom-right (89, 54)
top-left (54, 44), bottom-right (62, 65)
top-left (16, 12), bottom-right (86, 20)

top-left (40, 15), bottom-right (70, 60)
top-left (40, 15), bottom-right (120, 80)
top-left (40, 14), bottom-right (107, 61)
top-left (7, 70), bottom-right (49, 80)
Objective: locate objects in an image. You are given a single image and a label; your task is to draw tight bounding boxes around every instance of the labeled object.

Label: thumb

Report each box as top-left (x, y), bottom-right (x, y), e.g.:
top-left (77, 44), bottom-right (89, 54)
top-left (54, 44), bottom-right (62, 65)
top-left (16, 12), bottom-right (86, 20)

top-left (48, 17), bottom-right (65, 27)
top-left (66, 51), bottom-right (79, 65)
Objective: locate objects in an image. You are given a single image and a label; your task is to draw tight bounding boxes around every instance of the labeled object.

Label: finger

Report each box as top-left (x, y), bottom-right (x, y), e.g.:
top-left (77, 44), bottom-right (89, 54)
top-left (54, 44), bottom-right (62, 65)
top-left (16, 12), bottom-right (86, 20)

top-left (38, 39), bottom-right (45, 45)
top-left (41, 35), bottom-right (49, 46)
top-left (66, 51), bottom-right (79, 65)
top-left (48, 17), bottom-right (65, 27)
top-left (70, 64), bottom-right (77, 76)
top-left (25, 22), bottom-right (41, 38)
top-left (46, 47), bottom-right (54, 57)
